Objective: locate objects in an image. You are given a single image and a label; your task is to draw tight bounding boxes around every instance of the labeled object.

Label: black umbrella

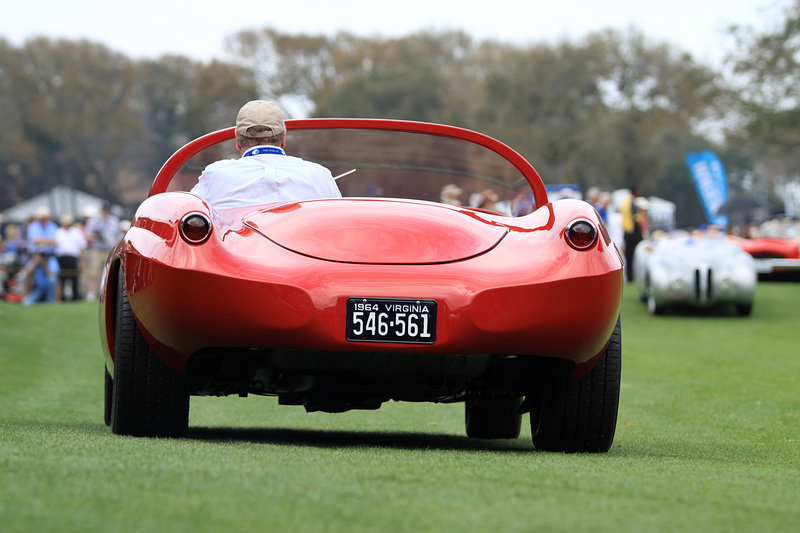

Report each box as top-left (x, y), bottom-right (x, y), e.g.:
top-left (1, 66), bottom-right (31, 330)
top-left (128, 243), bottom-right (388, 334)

top-left (715, 193), bottom-right (770, 215)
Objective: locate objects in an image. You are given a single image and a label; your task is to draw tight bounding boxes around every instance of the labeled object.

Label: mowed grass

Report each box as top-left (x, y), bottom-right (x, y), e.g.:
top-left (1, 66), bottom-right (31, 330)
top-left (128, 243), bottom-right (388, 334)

top-left (1, 283), bottom-right (798, 533)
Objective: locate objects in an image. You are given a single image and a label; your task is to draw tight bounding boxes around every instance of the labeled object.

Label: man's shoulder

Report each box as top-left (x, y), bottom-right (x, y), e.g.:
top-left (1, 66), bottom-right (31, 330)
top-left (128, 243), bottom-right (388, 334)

top-left (195, 158), bottom-right (242, 184)
top-left (204, 157), bottom-right (240, 171)
top-left (281, 155), bottom-right (331, 172)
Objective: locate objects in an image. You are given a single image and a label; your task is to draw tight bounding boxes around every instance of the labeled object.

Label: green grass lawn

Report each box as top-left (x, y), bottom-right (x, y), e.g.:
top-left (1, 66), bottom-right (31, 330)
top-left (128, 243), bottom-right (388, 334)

top-left (1, 283), bottom-right (798, 532)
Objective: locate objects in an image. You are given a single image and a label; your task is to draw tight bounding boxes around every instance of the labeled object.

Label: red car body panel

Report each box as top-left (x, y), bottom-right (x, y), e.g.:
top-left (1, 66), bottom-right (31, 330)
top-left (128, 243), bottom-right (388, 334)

top-left (100, 119), bottom-right (623, 385)
top-left (729, 235), bottom-right (800, 259)
top-left (728, 235), bottom-right (800, 274)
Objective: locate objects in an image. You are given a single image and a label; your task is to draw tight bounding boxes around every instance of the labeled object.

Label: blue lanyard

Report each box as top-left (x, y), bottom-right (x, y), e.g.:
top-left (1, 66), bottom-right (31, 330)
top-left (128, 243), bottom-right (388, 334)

top-left (243, 146), bottom-right (284, 157)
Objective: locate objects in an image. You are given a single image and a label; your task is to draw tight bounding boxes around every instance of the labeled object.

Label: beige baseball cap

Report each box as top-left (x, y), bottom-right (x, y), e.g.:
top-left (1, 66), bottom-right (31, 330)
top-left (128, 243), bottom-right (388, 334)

top-left (235, 100), bottom-right (286, 138)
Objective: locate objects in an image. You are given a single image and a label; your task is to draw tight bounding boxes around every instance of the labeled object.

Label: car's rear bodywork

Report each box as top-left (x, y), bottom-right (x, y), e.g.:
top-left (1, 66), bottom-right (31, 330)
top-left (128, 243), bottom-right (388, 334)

top-left (100, 119), bottom-right (624, 452)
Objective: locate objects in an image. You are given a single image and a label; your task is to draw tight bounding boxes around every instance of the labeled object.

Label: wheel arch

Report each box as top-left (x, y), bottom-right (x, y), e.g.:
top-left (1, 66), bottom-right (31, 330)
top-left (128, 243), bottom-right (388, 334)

top-left (100, 258), bottom-right (123, 374)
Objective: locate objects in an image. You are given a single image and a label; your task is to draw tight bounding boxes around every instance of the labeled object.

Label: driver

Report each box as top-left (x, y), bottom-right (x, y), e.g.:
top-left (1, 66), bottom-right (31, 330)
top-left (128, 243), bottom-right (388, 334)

top-left (191, 100), bottom-right (341, 208)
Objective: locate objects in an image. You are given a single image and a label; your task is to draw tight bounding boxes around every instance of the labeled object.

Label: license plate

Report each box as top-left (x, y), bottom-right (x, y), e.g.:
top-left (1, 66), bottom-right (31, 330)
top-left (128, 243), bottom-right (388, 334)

top-left (346, 297), bottom-right (437, 344)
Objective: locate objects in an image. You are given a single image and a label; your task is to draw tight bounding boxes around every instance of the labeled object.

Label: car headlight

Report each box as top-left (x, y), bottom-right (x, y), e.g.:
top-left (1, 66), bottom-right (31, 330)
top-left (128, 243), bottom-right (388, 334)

top-left (718, 277), bottom-right (735, 293)
top-left (180, 212), bottom-right (212, 244)
top-left (565, 218), bottom-right (598, 251)
top-left (670, 277), bottom-right (688, 294)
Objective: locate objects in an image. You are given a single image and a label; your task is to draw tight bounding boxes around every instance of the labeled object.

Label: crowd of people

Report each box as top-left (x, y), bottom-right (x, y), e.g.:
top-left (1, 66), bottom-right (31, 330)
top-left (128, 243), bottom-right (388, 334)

top-left (438, 183), bottom-right (537, 217)
top-left (438, 182), bottom-right (651, 281)
top-left (0, 203), bottom-right (122, 305)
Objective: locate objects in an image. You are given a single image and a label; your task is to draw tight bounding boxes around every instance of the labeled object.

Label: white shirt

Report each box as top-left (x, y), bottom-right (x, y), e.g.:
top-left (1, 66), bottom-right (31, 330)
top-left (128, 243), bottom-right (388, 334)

top-left (55, 226), bottom-right (88, 257)
top-left (190, 145), bottom-right (342, 209)
top-left (84, 214), bottom-right (121, 251)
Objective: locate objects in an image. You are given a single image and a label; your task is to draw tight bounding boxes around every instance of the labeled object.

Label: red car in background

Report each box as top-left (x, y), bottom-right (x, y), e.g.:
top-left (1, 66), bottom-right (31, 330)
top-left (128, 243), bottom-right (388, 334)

top-left (728, 235), bottom-right (800, 279)
top-left (99, 119), bottom-right (624, 452)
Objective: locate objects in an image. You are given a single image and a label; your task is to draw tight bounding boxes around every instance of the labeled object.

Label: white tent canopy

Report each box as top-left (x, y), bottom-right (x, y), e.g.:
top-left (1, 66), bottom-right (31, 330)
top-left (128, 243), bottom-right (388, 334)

top-left (0, 186), bottom-right (124, 224)
top-left (647, 196), bottom-right (676, 231)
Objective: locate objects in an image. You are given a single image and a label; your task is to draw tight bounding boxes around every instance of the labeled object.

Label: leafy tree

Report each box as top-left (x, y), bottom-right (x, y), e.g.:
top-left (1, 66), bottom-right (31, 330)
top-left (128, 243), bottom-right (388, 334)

top-left (226, 28), bottom-right (334, 117)
top-left (0, 39), bottom-right (258, 211)
top-left (227, 28), bottom-right (474, 122)
top-left (134, 56), bottom-right (258, 175)
top-left (729, 0), bottom-right (800, 211)
top-left (0, 38), bottom-right (139, 206)
top-left (459, 29), bottom-right (725, 225)
top-left (0, 27), bottom-right (768, 227)
top-left (0, 38), bottom-right (27, 207)
top-left (225, 27), bottom-right (733, 225)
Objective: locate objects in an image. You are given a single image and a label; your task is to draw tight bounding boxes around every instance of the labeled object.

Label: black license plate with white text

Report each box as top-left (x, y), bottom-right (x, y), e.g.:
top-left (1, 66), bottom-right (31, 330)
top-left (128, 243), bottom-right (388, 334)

top-left (346, 297), bottom-right (437, 344)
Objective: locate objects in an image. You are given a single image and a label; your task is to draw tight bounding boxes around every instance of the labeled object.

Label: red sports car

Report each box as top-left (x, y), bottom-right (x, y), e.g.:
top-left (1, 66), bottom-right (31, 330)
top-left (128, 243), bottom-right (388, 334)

top-left (728, 235), bottom-right (800, 278)
top-left (99, 119), bottom-right (624, 452)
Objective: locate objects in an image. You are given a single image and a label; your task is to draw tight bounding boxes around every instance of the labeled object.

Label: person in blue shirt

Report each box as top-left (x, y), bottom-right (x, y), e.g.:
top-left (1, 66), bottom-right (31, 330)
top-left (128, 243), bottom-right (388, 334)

top-left (22, 207), bottom-right (60, 304)
top-left (21, 251), bottom-right (59, 305)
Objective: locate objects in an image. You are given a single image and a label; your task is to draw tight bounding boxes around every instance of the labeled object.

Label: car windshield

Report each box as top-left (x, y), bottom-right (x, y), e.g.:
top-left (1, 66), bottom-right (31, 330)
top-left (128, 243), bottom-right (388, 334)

top-left (162, 124), bottom-right (536, 214)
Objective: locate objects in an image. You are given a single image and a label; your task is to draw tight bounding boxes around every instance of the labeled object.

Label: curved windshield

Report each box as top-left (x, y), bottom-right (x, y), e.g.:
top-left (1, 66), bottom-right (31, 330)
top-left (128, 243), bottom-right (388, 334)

top-left (163, 125), bottom-right (536, 216)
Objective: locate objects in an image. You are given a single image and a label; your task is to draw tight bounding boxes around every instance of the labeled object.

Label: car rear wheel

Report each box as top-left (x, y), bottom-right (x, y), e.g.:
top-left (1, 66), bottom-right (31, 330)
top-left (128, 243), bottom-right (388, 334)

top-left (531, 316), bottom-right (621, 453)
top-left (465, 395), bottom-right (523, 439)
top-left (110, 270), bottom-right (189, 437)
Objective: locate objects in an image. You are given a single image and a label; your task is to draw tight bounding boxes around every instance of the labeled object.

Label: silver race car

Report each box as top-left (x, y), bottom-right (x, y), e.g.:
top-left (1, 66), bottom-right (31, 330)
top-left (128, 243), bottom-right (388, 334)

top-left (633, 232), bottom-right (757, 316)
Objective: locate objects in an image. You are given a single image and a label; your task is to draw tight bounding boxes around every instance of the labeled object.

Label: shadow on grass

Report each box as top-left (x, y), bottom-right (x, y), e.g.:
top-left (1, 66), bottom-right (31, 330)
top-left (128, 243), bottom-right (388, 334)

top-left (637, 303), bottom-right (755, 318)
top-left (187, 426), bottom-right (534, 453)
top-left (9, 420), bottom-right (714, 459)
top-left (173, 426), bottom-right (785, 462)
top-left (9, 420), bottom-right (744, 462)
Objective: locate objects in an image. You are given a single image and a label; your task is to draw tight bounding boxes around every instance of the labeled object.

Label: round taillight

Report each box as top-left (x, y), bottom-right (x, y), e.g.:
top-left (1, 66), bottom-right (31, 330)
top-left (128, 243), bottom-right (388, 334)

top-left (180, 213), bottom-right (211, 244)
top-left (565, 218), bottom-right (598, 250)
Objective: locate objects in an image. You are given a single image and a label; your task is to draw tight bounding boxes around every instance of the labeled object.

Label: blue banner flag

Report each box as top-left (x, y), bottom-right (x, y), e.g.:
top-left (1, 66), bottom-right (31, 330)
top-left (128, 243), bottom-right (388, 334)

top-left (685, 151), bottom-right (729, 228)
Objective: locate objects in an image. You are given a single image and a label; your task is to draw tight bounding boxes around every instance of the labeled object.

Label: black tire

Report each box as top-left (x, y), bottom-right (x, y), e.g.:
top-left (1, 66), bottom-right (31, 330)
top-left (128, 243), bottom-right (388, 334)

top-left (531, 316), bottom-right (621, 453)
top-left (737, 303), bottom-right (753, 316)
top-left (647, 293), bottom-right (664, 316)
top-left (638, 273), bottom-right (648, 302)
top-left (465, 395), bottom-right (523, 439)
top-left (111, 270), bottom-right (189, 437)
top-left (104, 367), bottom-right (113, 426)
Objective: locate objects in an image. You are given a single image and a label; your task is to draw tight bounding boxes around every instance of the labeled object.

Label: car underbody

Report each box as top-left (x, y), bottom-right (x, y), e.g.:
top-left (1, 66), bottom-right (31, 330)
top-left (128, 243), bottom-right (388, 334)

top-left (187, 347), bottom-right (561, 414)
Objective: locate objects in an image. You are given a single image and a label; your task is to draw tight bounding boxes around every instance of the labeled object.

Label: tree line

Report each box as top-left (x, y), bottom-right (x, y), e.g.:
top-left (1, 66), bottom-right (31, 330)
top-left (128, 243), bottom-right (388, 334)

top-left (1, 2), bottom-right (797, 226)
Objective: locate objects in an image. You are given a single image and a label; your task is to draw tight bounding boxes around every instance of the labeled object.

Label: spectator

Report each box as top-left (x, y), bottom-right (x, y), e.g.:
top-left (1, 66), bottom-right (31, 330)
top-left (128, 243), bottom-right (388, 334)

top-left (511, 187), bottom-right (535, 217)
top-left (1, 220), bottom-right (12, 299)
top-left (26, 206), bottom-right (58, 255)
top-left (84, 203), bottom-right (121, 301)
top-left (619, 186), bottom-right (644, 282)
top-left (55, 214), bottom-right (88, 301)
top-left (596, 192), bottom-right (612, 223)
top-left (634, 196), bottom-right (651, 239)
top-left (0, 215), bottom-right (8, 264)
top-left (470, 188), bottom-right (507, 214)
top-left (440, 184), bottom-right (463, 206)
top-left (21, 251), bottom-right (59, 305)
top-left (586, 186), bottom-right (602, 208)
top-left (191, 100), bottom-right (341, 208)
top-left (0, 224), bottom-right (24, 299)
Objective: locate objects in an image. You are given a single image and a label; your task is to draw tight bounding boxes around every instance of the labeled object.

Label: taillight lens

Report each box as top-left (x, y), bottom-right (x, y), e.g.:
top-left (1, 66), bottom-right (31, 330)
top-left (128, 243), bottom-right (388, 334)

top-left (180, 213), bottom-right (211, 244)
top-left (565, 218), bottom-right (598, 250)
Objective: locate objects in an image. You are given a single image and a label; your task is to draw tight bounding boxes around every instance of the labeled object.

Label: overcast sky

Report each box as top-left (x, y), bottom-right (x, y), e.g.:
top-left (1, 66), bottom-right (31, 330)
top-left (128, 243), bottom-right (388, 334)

top-left (1, 0), bottom-right (791, 68)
